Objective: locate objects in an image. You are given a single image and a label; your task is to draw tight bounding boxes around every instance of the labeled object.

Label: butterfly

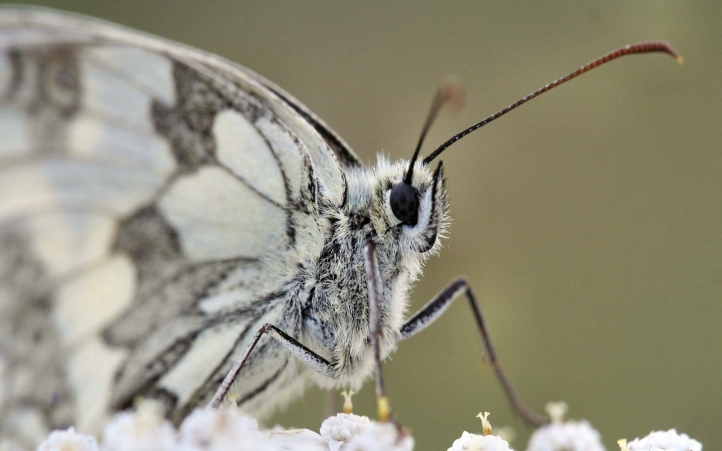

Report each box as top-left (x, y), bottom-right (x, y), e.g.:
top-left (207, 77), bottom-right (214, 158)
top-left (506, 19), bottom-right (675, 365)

top-left (0, 6), bottom-right (680, 449)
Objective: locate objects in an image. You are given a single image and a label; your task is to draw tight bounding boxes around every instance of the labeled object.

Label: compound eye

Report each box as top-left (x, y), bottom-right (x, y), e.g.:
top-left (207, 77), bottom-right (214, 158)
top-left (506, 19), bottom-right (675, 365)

top-left (389, 182), bottom-right (419, 225)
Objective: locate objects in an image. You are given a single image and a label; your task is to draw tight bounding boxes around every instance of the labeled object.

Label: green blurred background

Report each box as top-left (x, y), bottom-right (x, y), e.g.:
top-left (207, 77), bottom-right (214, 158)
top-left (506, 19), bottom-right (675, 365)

top-left (8, 1), bottom-right (720, 449)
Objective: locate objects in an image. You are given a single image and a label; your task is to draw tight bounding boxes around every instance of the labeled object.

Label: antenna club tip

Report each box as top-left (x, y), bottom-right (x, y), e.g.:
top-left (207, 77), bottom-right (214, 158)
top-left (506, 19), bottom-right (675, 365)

top-left (655, 41), bottom-right (683, 64)
top-left (663, 43), bottom-right (683, 64)
top-left (629, 40), bottom-right (682, 64)
top-left (440, 76), bottom-right (465, 111)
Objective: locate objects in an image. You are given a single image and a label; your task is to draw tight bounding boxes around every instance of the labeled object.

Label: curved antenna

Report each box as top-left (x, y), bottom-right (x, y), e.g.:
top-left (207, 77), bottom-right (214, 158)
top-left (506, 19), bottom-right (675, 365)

top-left (423, 41), bottom-right (682, 165)
top-left (404, 78), bottom-right (464, 184)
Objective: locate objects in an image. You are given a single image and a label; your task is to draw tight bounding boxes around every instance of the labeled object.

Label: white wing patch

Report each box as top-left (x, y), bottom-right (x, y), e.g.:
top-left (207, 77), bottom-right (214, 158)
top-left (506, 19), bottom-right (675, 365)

top-left (84, 47), bottom-right (175, 106)
top-left (254, 116), bottom-right (305, 202)
top-left (159, 166), bottom-right (288, 261)
top-left (159, 320), bottom-right (246, 406)
top-left (0, 51), bottom-right (10, 94)
top-left (68, 114), bottom-right (176, 174)
top-left (27, 212), bottom-right (115, 278)
top-left (54, 254), bottom-right (136, 347)
top-left (0, 159), bottom-right (168, 219)
top-left (0, 109), bottom-right (30, 158)
top-left (299, 130), bottom-right (344, 205)
top-left (197, 264), bottom-right (263, 314)
top-left (81, 47), bottom-right (174, 129)
top-left (197, 288), bottom-right (256, 315)
top-left (0, 163), bottom-right (57, 220)
top-left (214, 109), bottom-right (286, 206)
top-left (5, 408), bottom-right (49, 446)
top-left (67, 337), bottom-right (127, 434)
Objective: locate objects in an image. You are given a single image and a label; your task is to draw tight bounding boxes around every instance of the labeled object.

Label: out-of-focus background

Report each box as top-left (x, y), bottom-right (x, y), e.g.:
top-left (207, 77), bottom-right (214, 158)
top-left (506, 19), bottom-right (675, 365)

top-left (10, 1), bottom-right (720, 449)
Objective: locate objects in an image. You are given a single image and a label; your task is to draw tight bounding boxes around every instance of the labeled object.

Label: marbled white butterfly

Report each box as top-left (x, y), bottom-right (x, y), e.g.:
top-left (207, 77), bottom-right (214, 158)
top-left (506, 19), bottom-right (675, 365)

top-left (0, 6), bottom-right (680, 448)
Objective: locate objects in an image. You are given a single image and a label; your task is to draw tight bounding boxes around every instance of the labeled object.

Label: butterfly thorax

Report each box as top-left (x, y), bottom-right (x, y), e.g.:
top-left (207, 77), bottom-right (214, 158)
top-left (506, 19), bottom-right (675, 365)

top-left (301, 156), bottom-right (449, 388)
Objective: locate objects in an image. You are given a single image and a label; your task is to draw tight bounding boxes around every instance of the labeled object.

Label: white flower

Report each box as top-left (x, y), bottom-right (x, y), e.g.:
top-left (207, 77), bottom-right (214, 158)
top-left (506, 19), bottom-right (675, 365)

top-left (320, 413), bottom-right (371, 451)
top-left (448, 431), bottom-right (512, 451)
top-left (101, 404), bottom-right (176, 451)
top-left (320, 414), bottom-right (413, 451)
top-left (177, 408), bottom-right (269, 451)
top-left (625, 429), bottom-right (702, 451)
top-left (526, 420), bottom-right (604, 451)
top-left (448, 411), bottom-right (511, 451)
top-left (345, 422), bottom-right (414, 451)
top-left (266, 428), bottom-right (329, 451)
top-left (36, 428), bottom-right (99, 451)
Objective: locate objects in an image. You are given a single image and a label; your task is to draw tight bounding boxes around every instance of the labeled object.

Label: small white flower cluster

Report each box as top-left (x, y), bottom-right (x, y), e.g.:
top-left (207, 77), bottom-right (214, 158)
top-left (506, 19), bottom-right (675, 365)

top-left (37, 428), bottom-right (100, 451)
top-left (320, 413), bottom-right (372, 450)
top-left (526, 420), bottom-right (604, 451)
top-left (447, 431), bottom-right (512, 451)
top-left (320, 414), bottom-right (413, 451)
top-left (525, 401), bottom-right (604, 451)
top-left (447, 403), bottom-right (703, 451)
top-left (33, 405), bottom-right (414, 451)
top-left (447, 412), bottom-right (512, 451)
top-left (26, 400), bottom-right (706, 451)
top-left (623, 429), bottom-right (702, 451)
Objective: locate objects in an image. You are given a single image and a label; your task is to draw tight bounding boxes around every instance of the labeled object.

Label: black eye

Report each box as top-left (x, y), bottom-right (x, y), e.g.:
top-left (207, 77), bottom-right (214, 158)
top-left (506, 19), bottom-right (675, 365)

top-left (390, 182), bottom-right (418, 225)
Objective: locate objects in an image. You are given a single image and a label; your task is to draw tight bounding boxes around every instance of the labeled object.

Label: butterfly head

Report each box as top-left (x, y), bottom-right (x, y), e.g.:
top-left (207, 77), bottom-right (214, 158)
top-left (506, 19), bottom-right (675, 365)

top-left (370, 157), bottom-right (449, 255)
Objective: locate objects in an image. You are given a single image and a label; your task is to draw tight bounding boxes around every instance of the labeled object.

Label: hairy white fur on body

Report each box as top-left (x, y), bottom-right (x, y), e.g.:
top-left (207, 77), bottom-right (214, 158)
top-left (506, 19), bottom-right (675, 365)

top-left (299, 155), bottom-right (450, 391)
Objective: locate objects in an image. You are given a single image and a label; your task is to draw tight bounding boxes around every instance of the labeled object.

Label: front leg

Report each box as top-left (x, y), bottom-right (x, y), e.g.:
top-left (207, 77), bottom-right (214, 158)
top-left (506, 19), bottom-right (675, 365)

top-left (364, 242), bottom-right (393, 424)
top-left (364, 242), bottom-right (406, 434)
top-left (400, 277), bottom-right (548, 426)
top-left (208, 323), bottom-right (335, 409)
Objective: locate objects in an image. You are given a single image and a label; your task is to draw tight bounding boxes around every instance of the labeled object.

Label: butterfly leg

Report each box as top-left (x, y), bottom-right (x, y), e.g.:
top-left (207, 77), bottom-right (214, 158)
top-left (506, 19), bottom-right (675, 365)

top-left (208, 323), bottom-right (336, 409)
top-left (399, 277), bottom-right (549, 426)
top-left (363, 242), bottom-right (396, 424)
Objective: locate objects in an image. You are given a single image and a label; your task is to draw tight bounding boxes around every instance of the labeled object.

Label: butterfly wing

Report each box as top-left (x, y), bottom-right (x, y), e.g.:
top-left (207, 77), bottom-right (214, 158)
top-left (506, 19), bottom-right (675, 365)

top-left (0, 6), bottom-right (348, 443)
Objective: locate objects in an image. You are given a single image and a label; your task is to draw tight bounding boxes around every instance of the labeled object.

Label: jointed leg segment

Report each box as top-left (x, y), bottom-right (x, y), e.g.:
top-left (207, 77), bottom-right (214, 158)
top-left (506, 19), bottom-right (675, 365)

top-left (208, 323), bottom-right (335, 409)
top-left (363, 242), bottom-right (392, 423)
top-left (400, 277), bottom-right (548, 426)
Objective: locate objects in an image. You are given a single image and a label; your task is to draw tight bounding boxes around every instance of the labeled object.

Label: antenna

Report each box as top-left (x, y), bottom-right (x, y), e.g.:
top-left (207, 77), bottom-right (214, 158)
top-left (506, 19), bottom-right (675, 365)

top-left (422, 41), bottom-right (682, 165)
top-left (404, 78), bottom-right (463, 184)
